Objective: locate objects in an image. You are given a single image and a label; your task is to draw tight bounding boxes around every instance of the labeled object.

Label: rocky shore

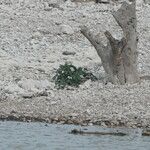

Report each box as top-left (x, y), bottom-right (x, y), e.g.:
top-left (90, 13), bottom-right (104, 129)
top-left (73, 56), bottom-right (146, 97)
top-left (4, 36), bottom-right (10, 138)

top-left (0, 0), bottom-right (150, 128)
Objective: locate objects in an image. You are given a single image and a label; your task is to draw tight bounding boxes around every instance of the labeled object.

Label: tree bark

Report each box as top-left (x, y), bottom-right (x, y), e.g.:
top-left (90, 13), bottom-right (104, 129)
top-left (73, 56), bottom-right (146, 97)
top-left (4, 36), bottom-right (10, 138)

top-left (80, 1), bottom-right (139, 84)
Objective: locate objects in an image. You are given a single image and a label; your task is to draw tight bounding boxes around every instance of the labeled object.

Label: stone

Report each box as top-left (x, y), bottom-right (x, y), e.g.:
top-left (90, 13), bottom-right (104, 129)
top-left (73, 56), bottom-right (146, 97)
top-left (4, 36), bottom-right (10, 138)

top-left (79, 80), bottom-right (92, 89)
top-left (50, 101), bottom-right (57, 105)
top-left (69, 113), bottom-right (78, 117)
top-left (60, 25), bottom-right (74, 35)
top-left (21, 93), bottom-right (34, 99)
top-left (62, 51), bottom-right (76, 55)
top-left (101, 122), bottom-right (107, 127)
top-left (18, 79), bottom-right (51, 91)
top-left (4, 83), bottom-right (24, 94)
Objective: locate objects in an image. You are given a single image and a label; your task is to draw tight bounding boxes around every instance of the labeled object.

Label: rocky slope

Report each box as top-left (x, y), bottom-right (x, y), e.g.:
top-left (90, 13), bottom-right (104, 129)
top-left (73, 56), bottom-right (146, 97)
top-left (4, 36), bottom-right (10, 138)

top-left (0, 0), bottom-right (150, 127)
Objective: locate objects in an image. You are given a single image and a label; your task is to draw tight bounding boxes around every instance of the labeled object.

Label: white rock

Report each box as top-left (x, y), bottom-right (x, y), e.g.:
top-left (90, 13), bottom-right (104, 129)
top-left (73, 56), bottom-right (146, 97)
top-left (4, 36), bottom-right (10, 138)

top-left (39, 80), bottom-right (51, 89)
top-left (79, 80), bottom-right (92, 90)
top-left (18, 79), bottom-right (38, 91)
top-left (88, 123), bottom-right (93, 126)
top-left (50, 101), bottom-right (57, 105)
top-left (60, 25), bottom-right (74, 35)
top-left (4, 83), bottom-right (24, 94)
top-left (18, 79), bottom-right (51, 91)
top-left (86, 109), bottom-right (91, 115)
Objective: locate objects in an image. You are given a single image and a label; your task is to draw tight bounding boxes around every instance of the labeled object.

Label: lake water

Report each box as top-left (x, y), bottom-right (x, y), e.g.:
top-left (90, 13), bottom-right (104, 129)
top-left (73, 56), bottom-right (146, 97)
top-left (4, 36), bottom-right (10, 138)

top-left (0, 121), bottom-right (150, 150)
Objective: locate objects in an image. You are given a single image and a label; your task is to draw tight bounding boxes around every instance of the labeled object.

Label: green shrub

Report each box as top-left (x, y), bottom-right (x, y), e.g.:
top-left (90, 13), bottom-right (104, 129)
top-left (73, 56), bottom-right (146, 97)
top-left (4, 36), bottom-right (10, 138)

top-left (53, 63), bottom-right (97, 89)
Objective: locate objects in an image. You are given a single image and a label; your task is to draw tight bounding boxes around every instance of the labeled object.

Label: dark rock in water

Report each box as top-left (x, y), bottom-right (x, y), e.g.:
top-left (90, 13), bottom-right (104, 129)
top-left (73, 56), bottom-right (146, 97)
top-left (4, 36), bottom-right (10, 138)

top-left (71, 129), bottom-right (80, 134)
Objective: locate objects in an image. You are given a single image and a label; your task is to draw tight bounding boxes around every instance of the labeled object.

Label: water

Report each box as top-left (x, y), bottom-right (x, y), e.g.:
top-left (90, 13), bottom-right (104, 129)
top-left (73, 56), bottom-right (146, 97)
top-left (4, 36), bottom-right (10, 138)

top-left (0, 121), bottom-right (150, 150)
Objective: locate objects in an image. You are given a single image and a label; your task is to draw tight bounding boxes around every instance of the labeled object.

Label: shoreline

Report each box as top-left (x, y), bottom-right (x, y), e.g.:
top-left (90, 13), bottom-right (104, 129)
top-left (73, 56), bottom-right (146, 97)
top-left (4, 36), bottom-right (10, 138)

top-left (1, 114), bottom-right (150, 137)
top-left (0, 115), bottom-right (147, 128)
top-left (0, 104), bottom-right (150, 129)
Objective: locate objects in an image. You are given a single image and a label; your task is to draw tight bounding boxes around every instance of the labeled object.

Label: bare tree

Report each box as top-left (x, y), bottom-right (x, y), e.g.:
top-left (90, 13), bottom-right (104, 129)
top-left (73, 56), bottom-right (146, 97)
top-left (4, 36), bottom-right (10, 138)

top-left (80, 1), bottom-right (140, 84)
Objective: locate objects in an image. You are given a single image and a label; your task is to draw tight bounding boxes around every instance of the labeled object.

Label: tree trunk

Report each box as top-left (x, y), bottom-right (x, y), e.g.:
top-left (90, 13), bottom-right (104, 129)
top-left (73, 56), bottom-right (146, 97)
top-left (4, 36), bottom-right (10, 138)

top-left (80, 1), bottom-right (139, 84)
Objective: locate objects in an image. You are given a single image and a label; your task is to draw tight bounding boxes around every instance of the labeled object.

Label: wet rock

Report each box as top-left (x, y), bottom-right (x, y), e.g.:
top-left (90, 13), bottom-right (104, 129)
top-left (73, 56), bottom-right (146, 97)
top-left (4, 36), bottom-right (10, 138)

top-left (142, 129), bottom-right (150, 136)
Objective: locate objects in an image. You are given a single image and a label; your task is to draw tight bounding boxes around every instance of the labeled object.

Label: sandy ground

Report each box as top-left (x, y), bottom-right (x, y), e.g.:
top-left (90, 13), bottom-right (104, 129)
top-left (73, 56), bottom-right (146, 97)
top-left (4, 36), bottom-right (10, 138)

top-left (0, 0), bottom-right (150, 128)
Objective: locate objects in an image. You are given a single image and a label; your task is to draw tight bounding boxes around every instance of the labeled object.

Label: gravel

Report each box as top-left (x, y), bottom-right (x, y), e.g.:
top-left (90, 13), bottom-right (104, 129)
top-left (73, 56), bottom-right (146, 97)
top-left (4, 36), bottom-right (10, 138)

top-left (0, 0), bottom-right (150, 128)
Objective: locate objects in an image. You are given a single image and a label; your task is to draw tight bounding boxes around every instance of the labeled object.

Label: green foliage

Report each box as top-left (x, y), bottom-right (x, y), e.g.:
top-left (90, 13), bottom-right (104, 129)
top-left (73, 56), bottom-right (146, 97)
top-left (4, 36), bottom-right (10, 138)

top-left (53, 63), bottom-right (97, 89)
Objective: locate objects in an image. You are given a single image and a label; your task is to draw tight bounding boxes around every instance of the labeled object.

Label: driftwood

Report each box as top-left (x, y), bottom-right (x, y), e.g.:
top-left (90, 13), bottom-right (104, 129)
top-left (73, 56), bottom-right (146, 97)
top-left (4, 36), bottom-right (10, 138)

top-left (81, 1), bottom-right (139, 84)
top-left (70, 129), bottom-right (127, 136)
top-left (71, 129), bottom-right (150, 137)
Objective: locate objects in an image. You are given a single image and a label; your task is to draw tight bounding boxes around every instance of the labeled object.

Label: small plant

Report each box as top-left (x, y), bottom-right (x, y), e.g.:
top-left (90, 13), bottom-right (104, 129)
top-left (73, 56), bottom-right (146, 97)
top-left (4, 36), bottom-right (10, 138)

top-left (53, 63), bottom-right (97, 89)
